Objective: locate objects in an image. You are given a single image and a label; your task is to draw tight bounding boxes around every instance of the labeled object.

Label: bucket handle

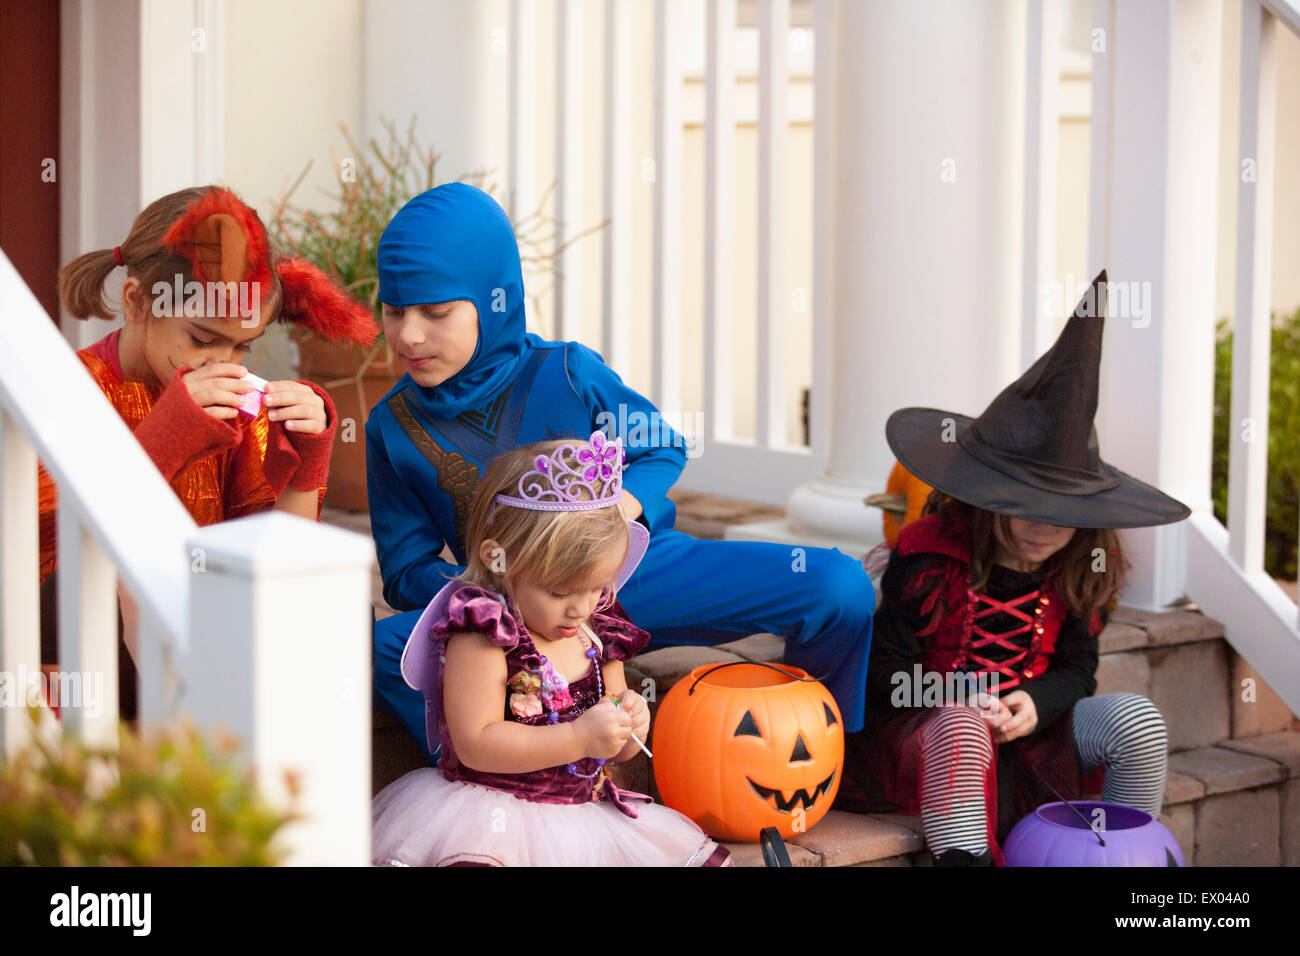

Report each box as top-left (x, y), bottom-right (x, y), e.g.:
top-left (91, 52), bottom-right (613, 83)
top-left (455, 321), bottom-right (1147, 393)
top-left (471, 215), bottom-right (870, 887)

top-left (1031, 762), bottom-right (1106, 847)
top-left (687, 660), bottom-right (823, 695)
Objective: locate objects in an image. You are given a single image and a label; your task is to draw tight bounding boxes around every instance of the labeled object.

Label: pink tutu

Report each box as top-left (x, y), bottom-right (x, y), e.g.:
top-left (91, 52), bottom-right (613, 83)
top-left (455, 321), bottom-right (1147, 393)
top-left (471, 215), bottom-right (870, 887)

top-left (372, 768), bottom-right (729, 867)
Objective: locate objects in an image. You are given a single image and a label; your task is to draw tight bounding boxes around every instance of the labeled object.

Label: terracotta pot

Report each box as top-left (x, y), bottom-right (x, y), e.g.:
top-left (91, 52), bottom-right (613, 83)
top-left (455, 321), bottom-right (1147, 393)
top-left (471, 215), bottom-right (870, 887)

top-left (294, 333), bottom-right (403, 512)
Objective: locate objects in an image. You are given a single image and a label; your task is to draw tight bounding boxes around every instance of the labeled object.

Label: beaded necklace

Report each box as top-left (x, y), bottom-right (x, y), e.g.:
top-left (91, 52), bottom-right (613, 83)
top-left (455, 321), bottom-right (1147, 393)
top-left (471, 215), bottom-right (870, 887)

top-left (529, 625), bottom-right (611, 788)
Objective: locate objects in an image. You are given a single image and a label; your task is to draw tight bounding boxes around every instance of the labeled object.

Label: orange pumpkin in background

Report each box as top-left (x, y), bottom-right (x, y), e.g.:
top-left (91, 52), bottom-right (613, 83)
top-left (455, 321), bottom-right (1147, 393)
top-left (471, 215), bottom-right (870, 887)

top-left (652, 662), bottom-right (843, 842)
top-left (882, 460), bottom-right (933, 547)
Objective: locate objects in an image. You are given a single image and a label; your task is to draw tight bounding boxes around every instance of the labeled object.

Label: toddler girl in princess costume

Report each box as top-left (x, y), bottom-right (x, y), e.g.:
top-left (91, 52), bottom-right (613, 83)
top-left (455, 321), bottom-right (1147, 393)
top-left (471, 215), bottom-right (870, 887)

top-left (371, 431), bottom-right (731, 866)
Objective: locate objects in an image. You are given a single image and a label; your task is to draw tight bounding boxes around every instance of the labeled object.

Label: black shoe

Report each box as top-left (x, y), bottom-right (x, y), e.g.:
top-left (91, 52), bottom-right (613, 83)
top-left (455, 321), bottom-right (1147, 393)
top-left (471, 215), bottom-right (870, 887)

top-left (932, 848), bottom-right (995, 867)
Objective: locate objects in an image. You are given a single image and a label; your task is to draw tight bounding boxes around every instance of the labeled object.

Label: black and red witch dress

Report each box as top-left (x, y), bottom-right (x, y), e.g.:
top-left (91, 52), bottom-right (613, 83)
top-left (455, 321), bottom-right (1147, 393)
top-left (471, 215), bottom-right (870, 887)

top-left (860, 512), bottom-right (1106, 864)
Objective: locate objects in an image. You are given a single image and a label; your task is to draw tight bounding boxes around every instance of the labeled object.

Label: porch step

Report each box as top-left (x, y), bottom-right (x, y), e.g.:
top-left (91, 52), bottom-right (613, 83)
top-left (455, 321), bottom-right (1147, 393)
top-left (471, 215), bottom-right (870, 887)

top-left (715, 733), bottom-right (1300, 866)
top-left (1161, 733), bottom-right (1300, 866)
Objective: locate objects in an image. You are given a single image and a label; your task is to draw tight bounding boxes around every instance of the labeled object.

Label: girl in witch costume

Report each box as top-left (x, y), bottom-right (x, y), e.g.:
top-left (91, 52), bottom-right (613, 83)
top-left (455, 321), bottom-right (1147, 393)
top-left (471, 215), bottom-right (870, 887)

top-left (859, 271), bottom-right (1186, 866)
top-left (41, 185), bottom-right (377, 719)
top-left (372, 433), bottom-right (730, 866)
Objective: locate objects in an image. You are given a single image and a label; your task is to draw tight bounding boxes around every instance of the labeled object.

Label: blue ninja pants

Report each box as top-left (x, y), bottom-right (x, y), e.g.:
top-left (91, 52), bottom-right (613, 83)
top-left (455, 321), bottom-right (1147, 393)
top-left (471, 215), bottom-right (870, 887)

top-left (373, 529), bottom-right (874, 764)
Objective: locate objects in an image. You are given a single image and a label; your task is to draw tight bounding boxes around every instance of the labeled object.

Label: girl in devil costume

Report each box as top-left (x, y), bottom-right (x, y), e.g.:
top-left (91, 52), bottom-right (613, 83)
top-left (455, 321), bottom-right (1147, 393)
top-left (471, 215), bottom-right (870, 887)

top-left (859, 272), bottom-right (1185, 866)
top-left (41, 185), bottom-right (377, 718)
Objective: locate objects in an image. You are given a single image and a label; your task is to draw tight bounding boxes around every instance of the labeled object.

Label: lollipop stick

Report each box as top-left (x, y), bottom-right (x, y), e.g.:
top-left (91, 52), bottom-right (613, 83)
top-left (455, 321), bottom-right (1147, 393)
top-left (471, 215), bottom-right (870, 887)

top-left (609, 694), bottom-right (654, 758)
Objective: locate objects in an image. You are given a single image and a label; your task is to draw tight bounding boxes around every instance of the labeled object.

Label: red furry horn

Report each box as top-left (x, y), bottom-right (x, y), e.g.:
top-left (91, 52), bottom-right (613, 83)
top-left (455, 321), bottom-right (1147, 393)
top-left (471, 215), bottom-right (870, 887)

top-left (162, 187), bottom-right (272, 287)
top-left (275, 258), bottom-right (379, 347)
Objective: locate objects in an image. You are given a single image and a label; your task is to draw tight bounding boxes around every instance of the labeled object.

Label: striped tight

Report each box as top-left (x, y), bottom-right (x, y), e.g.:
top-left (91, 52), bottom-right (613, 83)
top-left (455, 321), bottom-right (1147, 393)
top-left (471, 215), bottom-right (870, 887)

top-left (919, 692), bottom-right (1168, 856)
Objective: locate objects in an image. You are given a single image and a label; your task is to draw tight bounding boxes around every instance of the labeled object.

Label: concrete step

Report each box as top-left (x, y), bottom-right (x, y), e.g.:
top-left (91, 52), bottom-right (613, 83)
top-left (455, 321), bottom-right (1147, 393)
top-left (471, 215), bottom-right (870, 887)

top-left (1161, 732), bottom-right (1300, 866)
top-left (714, 732), bottom-right (1300, 867)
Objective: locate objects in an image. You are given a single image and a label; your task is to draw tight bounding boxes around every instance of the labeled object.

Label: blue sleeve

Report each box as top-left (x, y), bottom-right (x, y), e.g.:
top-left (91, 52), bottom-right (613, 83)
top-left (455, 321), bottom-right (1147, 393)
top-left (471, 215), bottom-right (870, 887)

top-left (563, 342), bottom-right (686, 533)
top-left (366, 411), bottom-right (465, 611)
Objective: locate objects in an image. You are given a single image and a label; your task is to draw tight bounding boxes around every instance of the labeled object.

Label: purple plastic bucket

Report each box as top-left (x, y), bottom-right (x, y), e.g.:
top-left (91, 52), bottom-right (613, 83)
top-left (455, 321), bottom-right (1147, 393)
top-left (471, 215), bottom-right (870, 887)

top-left (1003, 801), bottom-right (1185, 867)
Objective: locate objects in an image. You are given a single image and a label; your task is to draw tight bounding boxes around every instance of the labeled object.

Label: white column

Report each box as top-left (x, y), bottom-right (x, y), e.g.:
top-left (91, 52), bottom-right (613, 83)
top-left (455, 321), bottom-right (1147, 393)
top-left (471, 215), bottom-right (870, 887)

top-left (363, 0), bottom-right (509, 195)
top-left (732, 0), bottom-right (1027, 557)
top-left (59, 0), bottom-right (225, 349)
top-left (1098, 0), bottom-right (1221, 610)
top-left (184, 513), bottom-right (374, 866)
top-left (59, 0), bottom-right (141, 350)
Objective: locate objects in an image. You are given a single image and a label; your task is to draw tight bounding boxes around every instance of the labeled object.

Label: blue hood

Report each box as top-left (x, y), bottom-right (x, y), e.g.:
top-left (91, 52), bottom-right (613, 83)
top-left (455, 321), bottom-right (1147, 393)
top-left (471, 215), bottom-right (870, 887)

top-left (378, 182), bottom-right (538, 418)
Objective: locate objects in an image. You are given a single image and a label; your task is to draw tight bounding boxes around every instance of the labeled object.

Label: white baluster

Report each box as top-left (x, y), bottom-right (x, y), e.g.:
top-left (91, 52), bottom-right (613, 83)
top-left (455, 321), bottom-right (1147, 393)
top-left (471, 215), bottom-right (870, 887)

top-left (705, 0), bottom-right (737, 443)
top-left (602, 0), bottom-right (633, 374)
top-left (1228, 0), bottom-right (1277, 574)
top-left (555, 0), bottom-right (585, 342)
top-left (757, 0), bottom-right (789, 448)
top-left (0, 410), bottom-right (40, 758)
top-left (1022, 0), bottom-right (1061, 367)
top-left (56, 505), bottom-right (118, 749)
top-left (1087, 0), bottom-right (1115, 276)
top-left (654, 0), bottom-right (684, 421)
top-left (810, 0), bottom-right (833, 460)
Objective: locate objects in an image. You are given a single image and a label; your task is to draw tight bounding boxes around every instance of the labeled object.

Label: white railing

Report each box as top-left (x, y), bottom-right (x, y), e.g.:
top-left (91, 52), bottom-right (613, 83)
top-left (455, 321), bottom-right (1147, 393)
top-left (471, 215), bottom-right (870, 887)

top-left (504, 0), bottom-right (1300, 709)
top-left (1071, 0), bottom-right (1300, 713)
top-left (0, 254), bottom-right (373, 864)
top-left (506, 0), bottom-right (827, 503)
top-left (1184, 0), bottom-right (1300, 715)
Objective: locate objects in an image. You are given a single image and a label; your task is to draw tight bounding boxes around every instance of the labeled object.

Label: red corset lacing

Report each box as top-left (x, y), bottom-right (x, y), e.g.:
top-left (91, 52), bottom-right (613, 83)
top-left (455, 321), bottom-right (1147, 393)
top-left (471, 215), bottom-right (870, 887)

top-left (954, 585), bottom-right (1052, 691)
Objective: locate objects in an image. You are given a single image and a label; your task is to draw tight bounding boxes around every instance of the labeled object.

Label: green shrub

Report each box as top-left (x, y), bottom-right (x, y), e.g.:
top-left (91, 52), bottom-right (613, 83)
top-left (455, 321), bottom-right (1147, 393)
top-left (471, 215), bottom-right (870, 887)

top-left (1211, 308), bottom-right (1300, 580)
top-left (0, 710), bottom-right (298, 866)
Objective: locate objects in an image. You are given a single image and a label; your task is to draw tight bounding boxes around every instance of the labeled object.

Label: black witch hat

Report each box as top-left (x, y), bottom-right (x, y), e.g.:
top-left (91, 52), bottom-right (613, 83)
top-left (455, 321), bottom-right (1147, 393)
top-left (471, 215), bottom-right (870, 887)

top-left (885, 270), bottom-right (1190, 529)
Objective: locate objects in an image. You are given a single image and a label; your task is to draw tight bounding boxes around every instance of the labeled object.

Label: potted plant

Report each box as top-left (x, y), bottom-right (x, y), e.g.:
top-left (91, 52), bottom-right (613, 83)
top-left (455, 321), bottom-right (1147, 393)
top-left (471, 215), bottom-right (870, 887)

top-left (0, 709), bottom-right (297, 865)
top-left (271, 117), bottom-right (603, 510)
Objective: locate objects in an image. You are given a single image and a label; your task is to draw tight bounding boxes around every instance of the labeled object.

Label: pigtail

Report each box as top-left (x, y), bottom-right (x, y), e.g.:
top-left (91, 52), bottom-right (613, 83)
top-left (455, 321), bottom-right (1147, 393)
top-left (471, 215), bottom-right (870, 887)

top-left (57, 185), bottom-right (209, 322)
top-left (57, 248), bottom-right (122, 321)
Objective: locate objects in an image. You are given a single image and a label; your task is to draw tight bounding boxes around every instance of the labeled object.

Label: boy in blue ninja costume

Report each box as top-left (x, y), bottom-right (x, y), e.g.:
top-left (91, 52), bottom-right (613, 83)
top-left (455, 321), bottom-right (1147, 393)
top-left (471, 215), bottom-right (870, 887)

top-left (369, 183), bottom-right (873, 761)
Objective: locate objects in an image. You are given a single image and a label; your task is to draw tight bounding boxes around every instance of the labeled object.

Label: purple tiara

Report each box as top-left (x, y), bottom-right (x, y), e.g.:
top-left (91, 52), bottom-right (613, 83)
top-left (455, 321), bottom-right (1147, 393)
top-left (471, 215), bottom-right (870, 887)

top-left (493, 430), bottom-right (627, 512)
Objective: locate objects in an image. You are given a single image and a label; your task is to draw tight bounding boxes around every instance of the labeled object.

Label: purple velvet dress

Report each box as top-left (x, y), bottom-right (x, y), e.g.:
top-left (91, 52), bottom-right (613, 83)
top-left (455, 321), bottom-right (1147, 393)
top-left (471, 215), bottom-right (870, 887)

top-left (371, 583), bottom-right (730, 866)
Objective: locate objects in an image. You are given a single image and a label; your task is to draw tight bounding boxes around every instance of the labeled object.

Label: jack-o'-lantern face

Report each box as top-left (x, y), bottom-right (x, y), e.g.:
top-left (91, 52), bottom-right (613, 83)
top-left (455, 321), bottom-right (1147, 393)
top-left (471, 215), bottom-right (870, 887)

top-left (733, 701), bottom-right (840, 816)
top-left (652, 663), bottom-right (844, 842)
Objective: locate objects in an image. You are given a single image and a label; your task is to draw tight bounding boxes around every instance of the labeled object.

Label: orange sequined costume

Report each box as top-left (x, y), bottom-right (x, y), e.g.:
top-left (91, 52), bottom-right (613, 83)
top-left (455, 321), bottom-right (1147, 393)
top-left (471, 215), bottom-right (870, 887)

top-left (37, 329), bottom-right (324, 585)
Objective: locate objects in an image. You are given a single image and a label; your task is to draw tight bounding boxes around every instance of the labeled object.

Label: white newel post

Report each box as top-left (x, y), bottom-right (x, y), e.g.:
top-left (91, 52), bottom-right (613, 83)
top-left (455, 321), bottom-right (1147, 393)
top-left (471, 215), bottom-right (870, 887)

top-left (1097, 0), bottom-right (1221, 610)
top-left (184, 514), bottom-right (374, 866)
top-left (731, 0), bottom-right (1027, 558)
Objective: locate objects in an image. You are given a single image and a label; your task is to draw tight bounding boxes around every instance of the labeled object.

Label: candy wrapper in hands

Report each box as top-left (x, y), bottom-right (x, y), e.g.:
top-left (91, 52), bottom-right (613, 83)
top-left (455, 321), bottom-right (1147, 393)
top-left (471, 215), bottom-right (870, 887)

top-left (238, 372), bottom-right (269, 420)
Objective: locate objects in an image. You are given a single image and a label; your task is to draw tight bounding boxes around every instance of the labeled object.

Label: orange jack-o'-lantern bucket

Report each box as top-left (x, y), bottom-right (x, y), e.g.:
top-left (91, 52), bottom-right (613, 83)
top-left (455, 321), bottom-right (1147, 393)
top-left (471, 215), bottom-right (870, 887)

top-left (652, 661), bottom-right (843, 842)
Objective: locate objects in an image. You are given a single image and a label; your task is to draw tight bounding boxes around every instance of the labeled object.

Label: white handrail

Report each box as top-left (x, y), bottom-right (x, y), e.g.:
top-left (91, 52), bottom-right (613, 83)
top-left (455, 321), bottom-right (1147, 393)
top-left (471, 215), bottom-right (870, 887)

top-left (0, 254), bottom-right (195, 648)
top-left (1186, 513), bottom-right (1300, 717)
top-left (1260, 0), bottom-right (1300, 36)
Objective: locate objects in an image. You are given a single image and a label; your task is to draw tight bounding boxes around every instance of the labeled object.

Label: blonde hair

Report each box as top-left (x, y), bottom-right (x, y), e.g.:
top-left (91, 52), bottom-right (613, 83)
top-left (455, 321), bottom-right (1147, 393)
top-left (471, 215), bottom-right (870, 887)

top-left (459, 440), bottom-right (630, 602)
top-left (57, 185), bottom-right (282, 322)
